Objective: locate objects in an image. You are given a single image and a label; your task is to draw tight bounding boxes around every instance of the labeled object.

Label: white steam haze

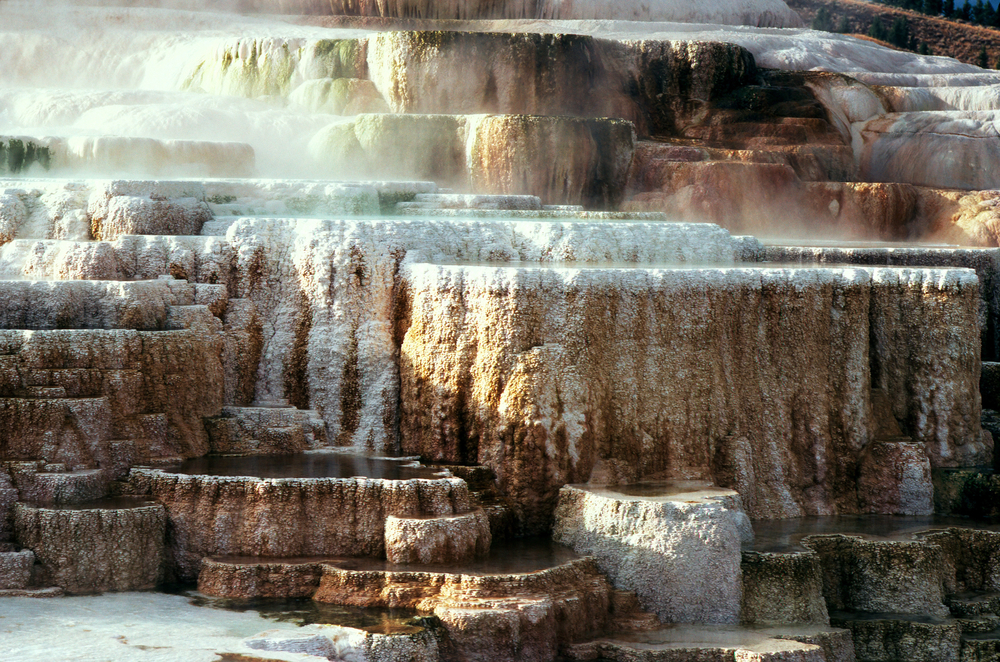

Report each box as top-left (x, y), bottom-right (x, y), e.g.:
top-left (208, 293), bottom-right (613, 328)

top-left (0, 0), bottom-right (992, 181)
top-left (0, 1), bottom-right (365, 178)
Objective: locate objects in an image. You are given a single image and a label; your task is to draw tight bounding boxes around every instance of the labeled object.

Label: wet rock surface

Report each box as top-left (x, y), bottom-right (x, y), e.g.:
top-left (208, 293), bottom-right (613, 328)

top-left (400, 263), bottom-right (982, 529)
top-left (3, 1), bottom-right (1000, 660)
top-left (128, 468), bottom-right (473, 580)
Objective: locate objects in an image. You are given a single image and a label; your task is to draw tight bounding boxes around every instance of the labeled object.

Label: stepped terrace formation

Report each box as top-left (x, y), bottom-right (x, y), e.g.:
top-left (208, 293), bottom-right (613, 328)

top-left (3, 1), bottom-right (1000, 661)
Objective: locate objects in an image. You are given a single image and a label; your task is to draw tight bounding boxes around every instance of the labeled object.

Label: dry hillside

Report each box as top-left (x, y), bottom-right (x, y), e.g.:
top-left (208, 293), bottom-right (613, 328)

top-left (786, 0), bottom-right (1000, 66)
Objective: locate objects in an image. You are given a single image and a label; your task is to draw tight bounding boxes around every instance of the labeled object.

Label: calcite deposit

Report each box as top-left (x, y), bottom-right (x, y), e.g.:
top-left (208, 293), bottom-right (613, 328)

top-left (384, 510), bottom-right (491, 565)
top-left (128, 468), bottom-right (474, 579)
top-left (400, 263), bottom-right (983, 528)
top-left (3, 0), bottom-right (1000, 660)
top-left (553, 483), bottom-right (750, 624)
top-left (13, 500), bottom-right (166, 594)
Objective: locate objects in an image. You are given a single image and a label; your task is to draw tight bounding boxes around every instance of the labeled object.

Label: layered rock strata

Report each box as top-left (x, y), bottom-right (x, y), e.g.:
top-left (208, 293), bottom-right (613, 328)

top-left (313, 557), bottom-right (614, 662)
top-left (128, 468), bottom-right (475, 579)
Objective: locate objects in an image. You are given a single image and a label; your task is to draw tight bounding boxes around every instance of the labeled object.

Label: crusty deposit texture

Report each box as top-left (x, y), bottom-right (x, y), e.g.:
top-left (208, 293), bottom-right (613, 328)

top-left (14, 502), bottom-right (165, 594)
top-left (0, 326), bottom-right (225, 469)
top-left (314, 557), bottom-right (614, 662)
top-left (129, 469), bottom-right (474, 579)
top-left (384, 510), bottom-right (491, 565)
top-left (222, 217), bottom-right (738, 453)
top-left (400, 264), bottom-right (982, 529)
top-left (553, 484), bottom-right (747, 624)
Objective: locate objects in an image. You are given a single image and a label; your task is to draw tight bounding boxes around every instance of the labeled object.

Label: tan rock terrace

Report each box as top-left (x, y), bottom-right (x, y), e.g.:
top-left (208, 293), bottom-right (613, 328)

top-left (3, 0), bottom-right (1000, 661)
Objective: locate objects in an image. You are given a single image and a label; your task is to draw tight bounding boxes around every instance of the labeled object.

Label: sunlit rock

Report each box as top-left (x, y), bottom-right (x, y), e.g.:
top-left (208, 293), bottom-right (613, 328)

top-left (384, 509), bottom-right (491, 565)
top-left (0, 326), bottom-right (225, 468)
top-left (554, 483), bottom-right (748, 624)
top-left (858, 112), bottom-right (1000, 191)
top-left (128, 466), bottom-right (473, 579)
top-left (313, 556), bottom-right (614, 662)
top-left (400, 263), bottom-right (983, 528)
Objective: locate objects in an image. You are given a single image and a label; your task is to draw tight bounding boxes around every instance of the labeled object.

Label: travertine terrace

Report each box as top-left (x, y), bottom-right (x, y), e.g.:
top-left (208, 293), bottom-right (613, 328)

top-left (3, 0), bottom-right (1000, 660)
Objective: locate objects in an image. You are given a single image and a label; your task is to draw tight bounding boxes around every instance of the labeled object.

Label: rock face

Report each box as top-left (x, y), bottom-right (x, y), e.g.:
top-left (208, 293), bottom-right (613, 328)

top-left (128, 469), bottom-right (475, 579)
top-left (741, 552), bottom-right (829, 626)
top-left (198, 557), bottom-right (329, 599)
top-left (0, 326), bottom-right (225, 470)
top-left (400, 264), bottom-right (982, 529)
top-left (309, 113), bottom-right (636, 207)
top-left (765, 245), bottom-right (1000, 361)
top-left (327, 0), bottom-right (805, 25)
top-left (839, 618), bottom-right (961, 662)
top-left (923, 528), bottom-right (1000, 595)
top-left (204, 405), bottom-right (327, 455)
top-left (366, 32), bottom-right (757, 136)
top-left (858, 112), bottom-right (1000, 191)
top-left (313, 557), bottom-right (614, 662)
top-left (856, 439), bottom-right (933, 515)
top-left (805, 535), bottom-right (950, 618)
top-left (0, 280), bottom-right (178, 331)
top-left (14, 501), bottom-right (165, 594)
top-left (221, 216), bottom-right (740, 453)
top-left (0, 549), bottom-right (33, 590)
top-left (553, 483), bottom-right (748, 624)
top-left (89, 195), bottom-right (212, 241)
top-left (384, 510), bottom-right (491, 565)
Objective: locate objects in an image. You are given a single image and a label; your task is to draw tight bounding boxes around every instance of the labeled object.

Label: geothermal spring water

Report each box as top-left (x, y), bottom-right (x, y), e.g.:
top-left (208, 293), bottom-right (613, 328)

top-left (4, 0), bottom-right (1000, 660)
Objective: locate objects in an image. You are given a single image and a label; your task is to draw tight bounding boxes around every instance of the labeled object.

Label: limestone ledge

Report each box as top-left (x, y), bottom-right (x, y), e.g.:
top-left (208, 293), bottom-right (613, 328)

top-left (0, 279), bottom-right (192, 331)
top-left (384, 509), bottom-right (491, 565)
top-left (0, 208), bottom-right (743, 456)
top-left (309, 113), bottom-right (636, 207)
top-left (804, 535), bottom-right (950, 619)
top-left (741, 551), bottom-right (830, 627)
top-left (554, 483), bottom-right (749, 625)
top-left (858, 112), bottom-right (1000, 191)
top-left (0, 327), bottom-right (225, 468)
top-left (185, 32), bottom-right (759, 139)
top-left (764, 245), bottom-right (1000, 360)
top-left (13, 501), bottom-right (166, 594)
top-left (221, 216), bottom-right (742, 453)
top-left (314, 556), bottom-right (614, 662)
top-left (128, 468), bottom-right (475, 580)
top-left (205, 405), bottom-right (328, 455)
top-left (400, 264), bottom-right (983, 529)
top-left (199, 557), bottom-right (331, 599)
top-left (0, 136), bottom-right (255, 180)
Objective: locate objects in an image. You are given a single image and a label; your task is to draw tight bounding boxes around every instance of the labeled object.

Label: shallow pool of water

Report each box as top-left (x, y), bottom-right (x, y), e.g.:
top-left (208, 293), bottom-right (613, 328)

top-left (749, 514), bottom-right (1000, 553)
top-left (171, 451), bottom-right (448, 480)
